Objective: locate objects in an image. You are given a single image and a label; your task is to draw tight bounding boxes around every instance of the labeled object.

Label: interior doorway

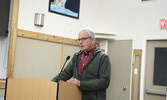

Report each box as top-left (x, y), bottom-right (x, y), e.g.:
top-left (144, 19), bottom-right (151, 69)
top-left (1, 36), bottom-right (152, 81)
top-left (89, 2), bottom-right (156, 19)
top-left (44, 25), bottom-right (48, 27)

top-left (141, 37), bottom-right (167, 100)
top-left (144, 40), bottom-right (167, 100)
top-left (107, 40), bottom-right (133, 100)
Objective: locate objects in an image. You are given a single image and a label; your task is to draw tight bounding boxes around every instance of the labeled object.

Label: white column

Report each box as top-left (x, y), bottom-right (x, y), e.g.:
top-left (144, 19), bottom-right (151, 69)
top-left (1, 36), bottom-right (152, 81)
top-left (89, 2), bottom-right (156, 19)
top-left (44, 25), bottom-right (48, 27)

top-left (105, 40), bottom-right (108, 54)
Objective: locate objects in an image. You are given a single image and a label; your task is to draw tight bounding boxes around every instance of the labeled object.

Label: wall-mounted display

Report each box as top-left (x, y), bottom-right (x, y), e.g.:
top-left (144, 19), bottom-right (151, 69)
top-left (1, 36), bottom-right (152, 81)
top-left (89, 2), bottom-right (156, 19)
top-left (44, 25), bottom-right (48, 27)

top-left (49, 0), bottom-right (80, 19)
top-left (0, 0), bottom-right (10, 37)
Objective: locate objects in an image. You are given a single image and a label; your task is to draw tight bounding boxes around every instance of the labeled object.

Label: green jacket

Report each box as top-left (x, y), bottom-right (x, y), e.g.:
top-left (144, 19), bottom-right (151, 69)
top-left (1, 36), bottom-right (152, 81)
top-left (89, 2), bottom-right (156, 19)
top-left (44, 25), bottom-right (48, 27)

top-left (52, 48), bottom-right (111, 100)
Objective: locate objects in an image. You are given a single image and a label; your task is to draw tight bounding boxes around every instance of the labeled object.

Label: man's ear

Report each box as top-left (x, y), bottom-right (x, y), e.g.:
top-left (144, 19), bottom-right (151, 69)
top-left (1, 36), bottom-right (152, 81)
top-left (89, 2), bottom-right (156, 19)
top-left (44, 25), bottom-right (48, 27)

top-left (91, 38), bottom-right (95, 43)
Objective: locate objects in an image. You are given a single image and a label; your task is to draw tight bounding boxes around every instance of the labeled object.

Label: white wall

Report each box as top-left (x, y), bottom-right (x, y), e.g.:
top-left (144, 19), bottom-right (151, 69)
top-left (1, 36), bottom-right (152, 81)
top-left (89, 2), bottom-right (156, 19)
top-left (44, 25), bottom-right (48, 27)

top-left (97, 0), bottom-right (167, 49)
top-left (18, 0), bottom-right (100, 39)
top-left (18, 0), bottom-right (167, 49)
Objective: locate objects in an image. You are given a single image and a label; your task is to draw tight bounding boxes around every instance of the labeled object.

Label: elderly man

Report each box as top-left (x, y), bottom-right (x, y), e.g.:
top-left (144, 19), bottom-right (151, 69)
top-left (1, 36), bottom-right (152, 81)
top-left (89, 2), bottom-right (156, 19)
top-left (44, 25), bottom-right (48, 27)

top-left (52, 28), bottom-right (111, 100)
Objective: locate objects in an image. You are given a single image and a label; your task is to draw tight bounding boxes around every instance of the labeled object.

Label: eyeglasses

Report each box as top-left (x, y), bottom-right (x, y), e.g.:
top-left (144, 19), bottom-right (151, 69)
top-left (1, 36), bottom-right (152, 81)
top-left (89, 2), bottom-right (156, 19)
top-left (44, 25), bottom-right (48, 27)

top-left (76, 37), bottom-right (91, 42)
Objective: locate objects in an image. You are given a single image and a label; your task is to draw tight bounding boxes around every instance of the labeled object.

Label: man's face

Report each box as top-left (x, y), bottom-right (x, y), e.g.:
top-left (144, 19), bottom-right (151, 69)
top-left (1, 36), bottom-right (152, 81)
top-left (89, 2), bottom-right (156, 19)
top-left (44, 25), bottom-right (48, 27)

top-left (78, 31), bottom-right (94, 52)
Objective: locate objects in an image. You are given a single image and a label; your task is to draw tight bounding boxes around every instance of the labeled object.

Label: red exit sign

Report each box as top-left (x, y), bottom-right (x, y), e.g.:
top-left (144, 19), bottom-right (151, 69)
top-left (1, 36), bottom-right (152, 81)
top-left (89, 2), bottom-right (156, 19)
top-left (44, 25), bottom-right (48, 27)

top-left (160, 19), bottom-right (167, 29)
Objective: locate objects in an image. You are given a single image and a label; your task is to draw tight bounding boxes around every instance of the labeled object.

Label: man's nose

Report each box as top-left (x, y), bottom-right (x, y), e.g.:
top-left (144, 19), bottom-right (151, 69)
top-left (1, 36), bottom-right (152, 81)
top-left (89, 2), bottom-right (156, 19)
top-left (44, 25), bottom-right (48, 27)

top-left (79, 41), bottom-right (82, 44)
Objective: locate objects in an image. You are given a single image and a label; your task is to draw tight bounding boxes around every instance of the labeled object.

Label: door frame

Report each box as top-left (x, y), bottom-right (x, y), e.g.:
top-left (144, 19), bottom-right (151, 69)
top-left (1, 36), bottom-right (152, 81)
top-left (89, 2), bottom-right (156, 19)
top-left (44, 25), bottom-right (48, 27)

top-left (140, 36), bottom-right (167, 100)
top-left (131, 49), bottom-right (142, 100)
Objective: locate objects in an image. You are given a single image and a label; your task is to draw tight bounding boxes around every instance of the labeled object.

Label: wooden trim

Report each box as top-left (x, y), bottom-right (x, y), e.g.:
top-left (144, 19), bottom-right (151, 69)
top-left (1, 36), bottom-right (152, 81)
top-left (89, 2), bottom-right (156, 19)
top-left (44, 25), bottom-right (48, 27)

top-left (131, 56), bottom-right (135, 100)
top-left (101, 49), bottom-right (105, 52)
top-left (17, 29), bottom-right (100, 47)
top-left (61, 44), bottom-right (65, 70)
top-left (137, 50), bottom-right (142, 100)
top-left (0, 79), bottom-right (6, 88)
top-left (7, 0), bottom-right (19, 78)
top-left (131, 49), bottom-right (142, 100)
top-left (17, 29), bottom-right (79, 46)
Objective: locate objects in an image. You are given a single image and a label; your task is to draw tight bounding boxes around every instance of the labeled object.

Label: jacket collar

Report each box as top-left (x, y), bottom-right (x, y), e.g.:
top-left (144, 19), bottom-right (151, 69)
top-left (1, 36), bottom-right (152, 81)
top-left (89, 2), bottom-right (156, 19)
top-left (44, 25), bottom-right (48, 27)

top-left (76, 48), bottom-right (101, 56)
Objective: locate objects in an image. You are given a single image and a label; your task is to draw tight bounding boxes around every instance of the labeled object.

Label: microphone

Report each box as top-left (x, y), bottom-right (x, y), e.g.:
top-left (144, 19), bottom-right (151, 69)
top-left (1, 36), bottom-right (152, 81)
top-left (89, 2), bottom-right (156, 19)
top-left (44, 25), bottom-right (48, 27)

top-left (57, 56), bottom-right (70, 82)
top-left (60, 56), bottom-right (70, 72)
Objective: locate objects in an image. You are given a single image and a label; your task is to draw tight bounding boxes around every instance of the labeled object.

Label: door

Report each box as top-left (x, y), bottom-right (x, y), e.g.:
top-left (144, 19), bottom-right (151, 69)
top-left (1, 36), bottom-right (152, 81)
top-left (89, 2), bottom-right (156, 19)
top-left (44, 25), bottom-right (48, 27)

top-left (107, 40), bottom-right (133, 100)
top-left (144, 40), bottom-right (167, 100)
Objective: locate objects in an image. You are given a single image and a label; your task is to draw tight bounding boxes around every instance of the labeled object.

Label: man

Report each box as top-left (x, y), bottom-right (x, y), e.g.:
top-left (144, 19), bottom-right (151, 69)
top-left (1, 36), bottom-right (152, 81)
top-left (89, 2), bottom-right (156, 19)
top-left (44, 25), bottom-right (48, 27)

top-left (52, 28), bottom-right (111, 100)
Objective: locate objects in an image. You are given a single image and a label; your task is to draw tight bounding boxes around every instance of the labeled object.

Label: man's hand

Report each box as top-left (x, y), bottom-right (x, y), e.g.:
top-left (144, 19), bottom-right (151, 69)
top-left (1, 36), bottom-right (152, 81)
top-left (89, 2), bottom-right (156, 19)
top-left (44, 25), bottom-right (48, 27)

top-left (69, 78), bottom-right (80, 87)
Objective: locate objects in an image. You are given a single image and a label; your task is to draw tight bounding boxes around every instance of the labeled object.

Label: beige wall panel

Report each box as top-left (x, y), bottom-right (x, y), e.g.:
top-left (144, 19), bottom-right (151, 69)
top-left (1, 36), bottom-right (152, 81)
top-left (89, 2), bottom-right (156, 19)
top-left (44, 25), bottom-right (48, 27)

top-left (0, 89), bottom-right (5, 99)
top-left (107, 40), bottom-right (132, 100)
top-left (145, 40), bottom-right (167, 100)
top-left (14, 37), bottom-right (62, 80)
top-left (63, 44), bottom-right (80, 65)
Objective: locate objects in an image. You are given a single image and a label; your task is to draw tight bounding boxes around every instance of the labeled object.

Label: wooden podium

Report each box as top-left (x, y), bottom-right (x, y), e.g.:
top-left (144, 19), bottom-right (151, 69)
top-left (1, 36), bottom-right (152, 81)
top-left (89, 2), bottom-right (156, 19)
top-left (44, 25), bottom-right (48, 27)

top-left (5, 78), bottom-right (81, 100)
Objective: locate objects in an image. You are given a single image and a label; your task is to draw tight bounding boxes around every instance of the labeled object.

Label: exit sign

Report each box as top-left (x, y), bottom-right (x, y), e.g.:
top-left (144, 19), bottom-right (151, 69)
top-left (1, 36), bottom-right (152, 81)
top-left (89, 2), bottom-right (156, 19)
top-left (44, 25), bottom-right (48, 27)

top-left (160, 19), bottom-right (167, 29)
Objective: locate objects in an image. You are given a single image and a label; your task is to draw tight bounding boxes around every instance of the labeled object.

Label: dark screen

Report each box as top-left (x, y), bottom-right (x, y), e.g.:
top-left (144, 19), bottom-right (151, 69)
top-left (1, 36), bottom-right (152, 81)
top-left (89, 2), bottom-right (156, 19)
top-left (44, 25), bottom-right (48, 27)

top-left (0, 0), bottom-right (10, 37)
top-left (153, 48), bottom-right (167, 86)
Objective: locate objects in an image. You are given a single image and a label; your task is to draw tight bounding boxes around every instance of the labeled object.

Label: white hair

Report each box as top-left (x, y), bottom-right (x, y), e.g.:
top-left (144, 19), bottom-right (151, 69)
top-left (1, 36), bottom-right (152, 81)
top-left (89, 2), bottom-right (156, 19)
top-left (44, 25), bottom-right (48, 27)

top-left (79, 27), bottom-right (95, 38)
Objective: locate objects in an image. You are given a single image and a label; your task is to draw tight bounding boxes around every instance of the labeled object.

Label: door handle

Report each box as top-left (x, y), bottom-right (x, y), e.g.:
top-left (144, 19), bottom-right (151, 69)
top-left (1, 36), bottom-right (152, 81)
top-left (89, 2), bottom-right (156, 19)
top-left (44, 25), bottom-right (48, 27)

top-left (123, 86), bottom-right (127, 91)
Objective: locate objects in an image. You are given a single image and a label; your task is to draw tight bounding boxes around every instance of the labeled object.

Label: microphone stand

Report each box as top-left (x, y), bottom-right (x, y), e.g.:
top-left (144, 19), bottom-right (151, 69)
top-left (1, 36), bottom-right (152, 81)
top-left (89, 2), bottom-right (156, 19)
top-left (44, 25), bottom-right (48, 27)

top-left (56, 56), bottom-right (70, 100)
top-left (57, 56), bottom-right (70, 82)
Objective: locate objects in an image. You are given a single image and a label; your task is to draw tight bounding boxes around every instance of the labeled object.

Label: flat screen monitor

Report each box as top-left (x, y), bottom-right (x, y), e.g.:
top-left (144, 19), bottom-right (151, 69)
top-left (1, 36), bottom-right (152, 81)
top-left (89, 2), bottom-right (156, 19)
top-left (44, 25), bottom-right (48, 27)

top-left (0, 0), bottom-right (11, 37)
